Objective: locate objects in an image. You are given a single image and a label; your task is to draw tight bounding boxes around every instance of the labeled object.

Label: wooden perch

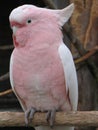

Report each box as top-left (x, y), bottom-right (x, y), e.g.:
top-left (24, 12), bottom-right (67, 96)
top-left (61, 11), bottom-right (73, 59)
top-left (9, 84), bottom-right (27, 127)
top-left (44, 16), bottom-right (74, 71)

top-left (0, 111), bottom-right (98, 127)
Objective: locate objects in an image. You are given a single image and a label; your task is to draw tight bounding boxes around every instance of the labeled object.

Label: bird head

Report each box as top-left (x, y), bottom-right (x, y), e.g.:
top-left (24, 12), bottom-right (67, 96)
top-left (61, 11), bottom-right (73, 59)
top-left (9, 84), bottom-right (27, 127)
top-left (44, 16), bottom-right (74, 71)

top-left (9, 4), bottom-right (74, 48)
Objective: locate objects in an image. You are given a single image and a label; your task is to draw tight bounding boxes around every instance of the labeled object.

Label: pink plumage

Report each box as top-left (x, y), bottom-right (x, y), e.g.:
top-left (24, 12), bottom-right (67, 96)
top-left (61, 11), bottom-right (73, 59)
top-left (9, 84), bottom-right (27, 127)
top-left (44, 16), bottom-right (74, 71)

top-left (9, 3), bottom-right (78, 130)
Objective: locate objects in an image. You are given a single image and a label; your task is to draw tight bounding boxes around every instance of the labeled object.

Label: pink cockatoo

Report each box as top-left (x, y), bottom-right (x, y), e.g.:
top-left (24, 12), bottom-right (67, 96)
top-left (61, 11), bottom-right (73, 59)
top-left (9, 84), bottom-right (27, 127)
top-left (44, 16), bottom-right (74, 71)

top-left (9, 3), bottom-right (78, 130)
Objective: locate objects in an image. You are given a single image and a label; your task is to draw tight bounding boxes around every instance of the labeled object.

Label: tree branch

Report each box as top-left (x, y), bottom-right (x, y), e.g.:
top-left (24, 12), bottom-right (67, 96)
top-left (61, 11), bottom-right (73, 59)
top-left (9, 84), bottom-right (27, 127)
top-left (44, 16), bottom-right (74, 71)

top-left (75, 45), bottom-right (98, 64)
top-left (0, 89), bottom-right (12, 96)
top-left (0, 45), bottom-right (13, 50)
top-left (0, 111), bottom-right (98, 127)
top-left (0, 72), bottom-right (9, 82)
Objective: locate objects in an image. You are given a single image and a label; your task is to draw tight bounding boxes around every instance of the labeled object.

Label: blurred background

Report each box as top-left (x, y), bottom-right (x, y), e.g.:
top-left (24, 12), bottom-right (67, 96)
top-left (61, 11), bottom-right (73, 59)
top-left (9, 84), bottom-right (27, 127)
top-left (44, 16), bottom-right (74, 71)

top-left (0, 0), bottom-right (98, 130)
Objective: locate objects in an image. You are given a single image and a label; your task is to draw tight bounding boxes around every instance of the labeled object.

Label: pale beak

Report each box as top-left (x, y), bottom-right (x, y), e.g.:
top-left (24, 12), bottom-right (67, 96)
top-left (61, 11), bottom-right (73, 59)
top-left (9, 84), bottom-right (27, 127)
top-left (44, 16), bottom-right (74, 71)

top-left (12, 26), bottom-right (18, 35)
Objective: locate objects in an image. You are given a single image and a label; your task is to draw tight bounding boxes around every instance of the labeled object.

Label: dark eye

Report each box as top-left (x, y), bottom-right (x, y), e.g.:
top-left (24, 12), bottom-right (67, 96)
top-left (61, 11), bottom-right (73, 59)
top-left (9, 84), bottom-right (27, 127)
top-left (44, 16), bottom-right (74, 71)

top-left (27, 19), bottom-right (32, 24)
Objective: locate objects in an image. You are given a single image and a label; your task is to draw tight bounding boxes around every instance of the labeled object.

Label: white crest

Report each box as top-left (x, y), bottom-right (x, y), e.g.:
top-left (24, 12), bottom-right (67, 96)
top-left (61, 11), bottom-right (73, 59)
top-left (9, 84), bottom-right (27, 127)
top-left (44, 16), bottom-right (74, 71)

top-left (53, 3), bottom-right (74, 26)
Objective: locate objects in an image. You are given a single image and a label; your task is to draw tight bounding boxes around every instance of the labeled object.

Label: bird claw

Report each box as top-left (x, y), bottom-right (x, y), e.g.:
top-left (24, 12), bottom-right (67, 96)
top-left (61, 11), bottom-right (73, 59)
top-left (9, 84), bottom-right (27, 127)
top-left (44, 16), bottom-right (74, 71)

top-left (25, 107), bottom-right (36, 126)
top-left (25, 108), bottom-right (56, 128)
top-left (46, 109), bottom-right (56, 128)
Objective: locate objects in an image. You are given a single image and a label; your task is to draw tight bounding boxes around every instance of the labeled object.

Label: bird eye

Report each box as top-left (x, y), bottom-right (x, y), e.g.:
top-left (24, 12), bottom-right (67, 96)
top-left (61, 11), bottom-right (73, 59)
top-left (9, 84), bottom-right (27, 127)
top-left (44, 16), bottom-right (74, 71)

top-left (27, 19), bottom-right (32, 24)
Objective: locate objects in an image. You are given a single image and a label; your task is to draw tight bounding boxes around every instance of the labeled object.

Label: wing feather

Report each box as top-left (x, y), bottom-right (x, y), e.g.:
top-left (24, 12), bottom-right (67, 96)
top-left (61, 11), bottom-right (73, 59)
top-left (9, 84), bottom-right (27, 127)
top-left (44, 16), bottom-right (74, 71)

top-left (9, 51), bottom-right (14, 89)
top-left (58, 43), bottom-right (78, 110)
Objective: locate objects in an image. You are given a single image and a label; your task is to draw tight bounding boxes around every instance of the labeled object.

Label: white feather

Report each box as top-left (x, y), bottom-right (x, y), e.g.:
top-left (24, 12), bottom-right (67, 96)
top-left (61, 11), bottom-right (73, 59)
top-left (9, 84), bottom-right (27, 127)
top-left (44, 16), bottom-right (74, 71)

top-left (52, 3), bottom-right (74, 26)
top-left (9, 51), bottom-right (14, 89)
top-left (58, 43), bottom-right (78, 110)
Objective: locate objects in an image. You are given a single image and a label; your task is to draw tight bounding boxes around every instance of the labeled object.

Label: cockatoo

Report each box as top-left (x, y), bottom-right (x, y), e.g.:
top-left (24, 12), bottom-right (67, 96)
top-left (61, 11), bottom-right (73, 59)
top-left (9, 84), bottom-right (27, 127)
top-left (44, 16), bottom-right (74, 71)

top-left (9, 3), bottom-right (78, 130)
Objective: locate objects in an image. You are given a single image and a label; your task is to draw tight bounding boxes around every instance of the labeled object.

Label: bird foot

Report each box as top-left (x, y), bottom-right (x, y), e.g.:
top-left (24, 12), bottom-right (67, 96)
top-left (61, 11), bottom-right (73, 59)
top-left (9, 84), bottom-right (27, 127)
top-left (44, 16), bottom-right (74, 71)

top-left (25, 108), bottom-right (56, 128)
top-left (25, 107), bottom-right (36, 126)
top-left (46, 109), bottom-right (56, 128)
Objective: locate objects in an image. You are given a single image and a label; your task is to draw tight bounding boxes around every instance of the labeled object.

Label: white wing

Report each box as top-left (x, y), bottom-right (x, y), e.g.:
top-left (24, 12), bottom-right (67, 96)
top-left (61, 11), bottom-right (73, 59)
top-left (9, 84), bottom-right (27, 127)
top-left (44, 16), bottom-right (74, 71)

top-left (58, 43), bottom-right (78, 110)
top-left (10, 51), bottom-right (14, 89)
